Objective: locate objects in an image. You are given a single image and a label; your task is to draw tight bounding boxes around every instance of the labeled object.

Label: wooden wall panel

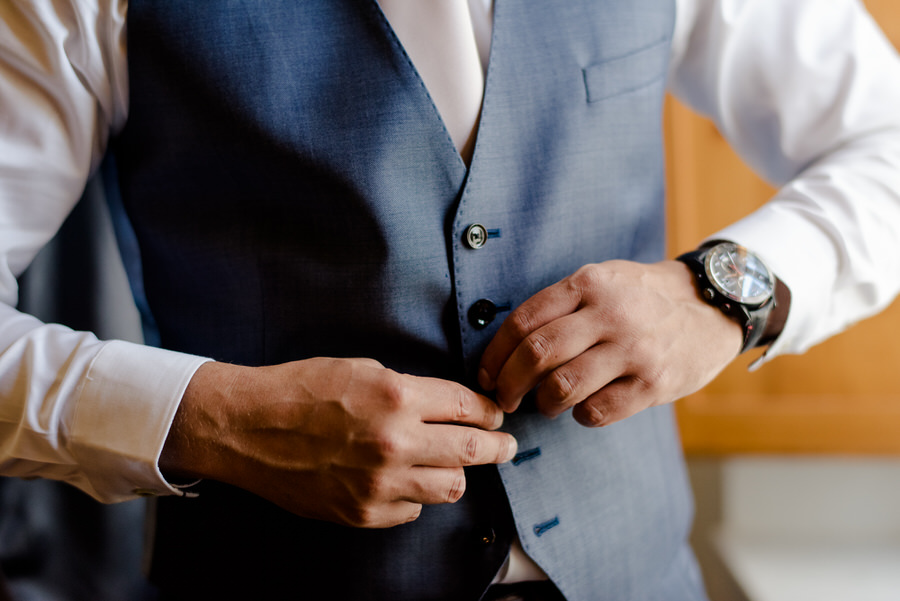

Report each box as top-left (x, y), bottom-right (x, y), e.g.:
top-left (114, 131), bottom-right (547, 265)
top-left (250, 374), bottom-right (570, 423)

top-left (668, 1), bottom-right (900, 454)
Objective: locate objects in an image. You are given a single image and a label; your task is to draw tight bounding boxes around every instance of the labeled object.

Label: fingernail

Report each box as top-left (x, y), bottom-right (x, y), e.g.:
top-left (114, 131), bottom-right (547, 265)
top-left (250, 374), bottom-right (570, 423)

top-left (478, 368), bottom-right (495, 391)
top-left (499, 394), bottom-right (520, 414)
top-left (505, 436), bottom-right (518, 462)
top-left (491, 407), bottom-right (505, 429)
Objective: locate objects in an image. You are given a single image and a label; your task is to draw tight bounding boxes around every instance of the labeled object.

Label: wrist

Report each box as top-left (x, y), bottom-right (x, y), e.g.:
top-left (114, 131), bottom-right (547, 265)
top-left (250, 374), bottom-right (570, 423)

top-left (159, 361), bottom-right (250, 483)
top-left (677, 241), bottom-right (787, 353)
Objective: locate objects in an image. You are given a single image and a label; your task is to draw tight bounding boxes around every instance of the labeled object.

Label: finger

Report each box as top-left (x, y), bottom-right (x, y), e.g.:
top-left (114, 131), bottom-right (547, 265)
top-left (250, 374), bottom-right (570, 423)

top-left (353, 357), bottom-right (386, 369)
top-left (478, 279), bottom-right (583, 391)
top-left (571, 377), bottom-right (654, 428)
top-left (400, 466), bottom-right (469, 505)
top-left (413, 376), bottom-right (506, 430)
top-left (415, 423), bottom-right (517, 467)
top-left (352, 501), bottom-right (423, 529)
top-left (492, 309), bottom-right (606, 412)
top-left (533, 341), bottom-right (629, 418)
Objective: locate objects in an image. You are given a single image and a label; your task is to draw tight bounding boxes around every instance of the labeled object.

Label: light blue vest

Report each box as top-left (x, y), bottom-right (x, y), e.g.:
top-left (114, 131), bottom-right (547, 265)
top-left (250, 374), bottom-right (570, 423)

top-left (114, 1), bottom-right (706, 599)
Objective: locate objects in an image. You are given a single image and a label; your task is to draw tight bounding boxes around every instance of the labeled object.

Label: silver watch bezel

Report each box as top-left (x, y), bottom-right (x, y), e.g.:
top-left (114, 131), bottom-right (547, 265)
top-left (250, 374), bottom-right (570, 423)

top-left (703, 242), bottom-right (774, 306)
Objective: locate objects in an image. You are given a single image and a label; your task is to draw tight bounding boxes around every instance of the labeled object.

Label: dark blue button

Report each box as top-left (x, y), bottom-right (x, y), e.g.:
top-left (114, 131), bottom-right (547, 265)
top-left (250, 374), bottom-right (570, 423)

top-left (468, 299), bottom-right (498, 329)
top-left (480, 528), bottom-right (496, 546)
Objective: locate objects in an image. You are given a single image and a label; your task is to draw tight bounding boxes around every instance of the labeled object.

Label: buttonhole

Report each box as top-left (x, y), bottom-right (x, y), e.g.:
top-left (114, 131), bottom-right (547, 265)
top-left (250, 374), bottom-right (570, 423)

top-left (533, 516), bottom-right (560, 537)
top-left (512, 447), bottom-right (542, 465)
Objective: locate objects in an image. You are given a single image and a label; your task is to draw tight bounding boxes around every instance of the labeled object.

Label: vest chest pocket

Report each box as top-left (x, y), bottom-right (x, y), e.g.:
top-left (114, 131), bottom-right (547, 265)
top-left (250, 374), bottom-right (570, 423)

top-left (582, 37), bottom-right (670, 103)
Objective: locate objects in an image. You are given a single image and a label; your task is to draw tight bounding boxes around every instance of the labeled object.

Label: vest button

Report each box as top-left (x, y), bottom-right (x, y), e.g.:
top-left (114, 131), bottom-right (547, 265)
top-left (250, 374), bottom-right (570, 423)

top-left (464, 223), bottom-right (488, 249)
top-left (480, 528), bottom-right (496, 546)
top-left (468, 299), bottom-right (498, 329)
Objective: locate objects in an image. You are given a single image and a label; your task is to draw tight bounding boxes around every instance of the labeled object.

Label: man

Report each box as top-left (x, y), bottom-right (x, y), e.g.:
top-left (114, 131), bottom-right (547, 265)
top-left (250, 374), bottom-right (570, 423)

top-left (2, 1), bottom-right (900, 600)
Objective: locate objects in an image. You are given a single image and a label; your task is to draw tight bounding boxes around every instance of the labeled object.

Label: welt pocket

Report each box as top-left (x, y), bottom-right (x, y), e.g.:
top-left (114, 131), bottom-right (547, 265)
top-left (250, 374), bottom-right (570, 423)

top-left (582, 38), bottom-right (670, 103)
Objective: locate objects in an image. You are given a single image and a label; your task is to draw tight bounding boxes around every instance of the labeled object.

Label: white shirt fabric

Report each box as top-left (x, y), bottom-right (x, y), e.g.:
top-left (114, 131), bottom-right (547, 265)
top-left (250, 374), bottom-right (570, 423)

top-left (2, 0), bottom-right (900, 519)
top-left (378, 0), bottom-right (490, 163)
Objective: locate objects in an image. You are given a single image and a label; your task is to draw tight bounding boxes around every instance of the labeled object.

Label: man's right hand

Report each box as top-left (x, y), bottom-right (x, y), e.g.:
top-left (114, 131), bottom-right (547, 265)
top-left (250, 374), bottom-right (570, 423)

top-left (159, 357), bottom-right (517, 528)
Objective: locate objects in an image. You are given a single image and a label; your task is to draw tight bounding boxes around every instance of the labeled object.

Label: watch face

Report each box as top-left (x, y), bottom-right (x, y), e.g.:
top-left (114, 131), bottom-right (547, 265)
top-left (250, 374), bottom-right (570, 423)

top-left (704, 243), bottom-right (774, 305)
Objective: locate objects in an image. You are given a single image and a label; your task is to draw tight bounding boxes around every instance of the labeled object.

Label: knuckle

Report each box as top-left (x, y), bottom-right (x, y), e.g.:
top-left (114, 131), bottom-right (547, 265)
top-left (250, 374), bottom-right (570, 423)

top-left (543, 368), bottom-right (580, 404)
top-left (405, 504), bottom-right (423, 523)
top-left (521, 333), bottom-right (554, 369)
top-left (602, 389), bottom-right (629, 417)
top-left (507, 307), bottom-right (539, 341)
top-left (355, 470), bottom-right (388, 501)
top-left (351, 505), bottom-right (381, 528)
top-left (462, 432), bottom-right (480, 464)
top-left (572, 263), bottom-right (595, 283)
top-left (573, 263), bottom-right (604, 290)
top-left (379, 371), bottom-right (412, 412)
top-left (363, 430), bottom-right (405, 466)
top-left (452, 387), bottom-right (473, 422)
top-left (588, 378), bottom-right (652, 426)
top-left (636, 367), bottom-right (665, 392)
top-left (558, 274), bottom-right (589, 307)
top-left (357, 357), bottom-right (384, 369)
top-left (628, 349), bottom-right (667, 393)
top-left (340, 493), bottom-right (380, 527)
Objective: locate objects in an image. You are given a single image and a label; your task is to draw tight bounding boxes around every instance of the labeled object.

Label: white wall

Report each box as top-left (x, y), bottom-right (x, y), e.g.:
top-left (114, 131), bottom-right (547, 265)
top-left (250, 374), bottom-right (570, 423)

top-left (689, 457), bottom-right (900, 601)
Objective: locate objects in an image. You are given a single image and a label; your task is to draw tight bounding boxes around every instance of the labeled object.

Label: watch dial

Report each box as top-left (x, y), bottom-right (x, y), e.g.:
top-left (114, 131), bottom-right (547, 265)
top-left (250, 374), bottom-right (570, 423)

top-left (705, 243), bottom-right (773, 304)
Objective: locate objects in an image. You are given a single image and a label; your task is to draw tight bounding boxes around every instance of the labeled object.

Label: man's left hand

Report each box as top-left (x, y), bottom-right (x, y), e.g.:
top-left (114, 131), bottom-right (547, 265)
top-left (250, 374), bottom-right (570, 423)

top-left (478, 260), bottom-right (743, 427)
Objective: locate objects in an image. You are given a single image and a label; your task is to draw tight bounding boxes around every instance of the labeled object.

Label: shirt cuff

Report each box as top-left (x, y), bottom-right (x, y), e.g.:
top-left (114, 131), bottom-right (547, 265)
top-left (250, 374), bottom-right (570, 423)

top-left (709, 200), bottom-right (840, 367)
top-left (69, 339), bottom-right (210, 502)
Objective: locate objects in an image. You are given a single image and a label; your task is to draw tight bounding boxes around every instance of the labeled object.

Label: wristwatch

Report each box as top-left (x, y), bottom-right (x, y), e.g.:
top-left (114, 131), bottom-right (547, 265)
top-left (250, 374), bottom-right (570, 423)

top-left (676, 241), bottom-right (776, 354)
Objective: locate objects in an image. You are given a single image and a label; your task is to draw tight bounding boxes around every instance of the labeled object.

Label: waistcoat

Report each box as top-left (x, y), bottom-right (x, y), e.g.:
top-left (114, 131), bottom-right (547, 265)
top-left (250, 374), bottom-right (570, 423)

top-left (114, 1), bottom-right (704, 599)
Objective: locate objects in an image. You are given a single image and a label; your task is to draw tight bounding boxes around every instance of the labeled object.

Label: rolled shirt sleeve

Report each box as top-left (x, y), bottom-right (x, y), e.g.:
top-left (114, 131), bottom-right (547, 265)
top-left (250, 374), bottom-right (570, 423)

top-left (669, 0), bottom-right (900, 363)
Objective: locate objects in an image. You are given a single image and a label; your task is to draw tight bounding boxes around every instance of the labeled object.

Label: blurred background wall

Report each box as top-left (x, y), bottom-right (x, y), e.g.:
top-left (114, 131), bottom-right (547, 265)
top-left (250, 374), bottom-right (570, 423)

top-left (669, 2), bottom-right (900, 599)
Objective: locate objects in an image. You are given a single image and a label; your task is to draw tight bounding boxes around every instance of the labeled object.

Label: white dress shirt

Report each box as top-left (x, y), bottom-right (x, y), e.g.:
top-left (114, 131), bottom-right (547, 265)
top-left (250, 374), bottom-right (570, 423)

top-left (2, 0), bottom-right (900, 523)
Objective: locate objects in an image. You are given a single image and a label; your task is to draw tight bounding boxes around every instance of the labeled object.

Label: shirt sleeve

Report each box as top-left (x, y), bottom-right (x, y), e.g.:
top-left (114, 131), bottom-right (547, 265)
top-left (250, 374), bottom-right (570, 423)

top-left (0, 0), bottom-right (208, 502)
top-left (668, 0), bottom-right (900, 364)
